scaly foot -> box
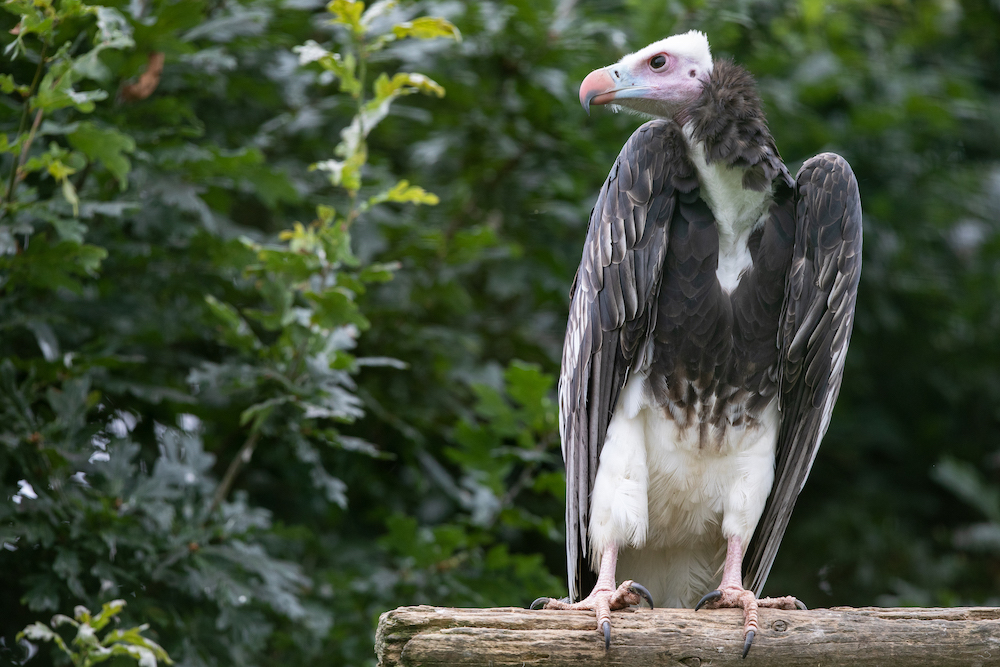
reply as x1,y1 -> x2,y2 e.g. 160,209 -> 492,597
531,580 -> 654,650
695,585 -> 806,658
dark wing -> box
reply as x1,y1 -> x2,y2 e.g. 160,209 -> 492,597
560,119 -> 695,601
744,152 -> 863,595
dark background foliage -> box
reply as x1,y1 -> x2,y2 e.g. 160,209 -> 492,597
1,0 -> 999,665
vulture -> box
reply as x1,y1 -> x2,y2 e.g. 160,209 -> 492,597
531,31 -> 862,657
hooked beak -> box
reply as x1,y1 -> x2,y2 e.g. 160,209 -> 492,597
579,66 -> 653,115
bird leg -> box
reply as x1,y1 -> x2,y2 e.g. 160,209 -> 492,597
695,536 -> 806,659
530,544 -> 653,650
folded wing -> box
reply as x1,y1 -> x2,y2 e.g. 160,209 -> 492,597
743,153 -> 863,594
560,120 -> 696,600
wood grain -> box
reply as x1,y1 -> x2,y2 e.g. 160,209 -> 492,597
376,605 -> 1000,666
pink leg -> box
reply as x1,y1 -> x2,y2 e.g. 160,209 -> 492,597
695,536 -> 806,658
530,544 -> 653,650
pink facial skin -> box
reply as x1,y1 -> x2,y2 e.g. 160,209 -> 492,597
579,35 -> 711,118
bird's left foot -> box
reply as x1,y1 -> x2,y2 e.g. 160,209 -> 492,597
695,586 -> 806,658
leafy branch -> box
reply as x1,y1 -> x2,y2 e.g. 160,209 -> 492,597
0,0 -> 135,218
204,0 -> 458,511
17,600 -> 172,667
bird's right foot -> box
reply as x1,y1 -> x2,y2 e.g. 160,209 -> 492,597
530,580 -> 653,650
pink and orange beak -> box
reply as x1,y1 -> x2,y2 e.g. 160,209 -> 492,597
579,68 -> 617,114
579,66 -> 653,115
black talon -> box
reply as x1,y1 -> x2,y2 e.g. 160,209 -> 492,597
741,629 -> 755,659
529,597 -> 550,610
602,620 -> 610,651
629,582 -> 654,609
795,599 -> 808,610
694,590 -> 722,611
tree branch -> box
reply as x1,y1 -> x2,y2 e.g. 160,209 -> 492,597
376,605 -> 1000,666
3,43 -> 46,212
207,429 -> 260,517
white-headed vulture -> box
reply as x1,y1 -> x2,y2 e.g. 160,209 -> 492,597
531,31 -> 862,658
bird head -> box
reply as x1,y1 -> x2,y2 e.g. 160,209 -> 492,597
579,31 -> 713,119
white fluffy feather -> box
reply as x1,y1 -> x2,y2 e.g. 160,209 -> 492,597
625,31 -> 714,75
682,126 -> 772,293
589,373 -> 779,607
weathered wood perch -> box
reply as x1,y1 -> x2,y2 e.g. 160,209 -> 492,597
376,605 -> 1000,666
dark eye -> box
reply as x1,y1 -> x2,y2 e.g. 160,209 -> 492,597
650,54 -> 667,70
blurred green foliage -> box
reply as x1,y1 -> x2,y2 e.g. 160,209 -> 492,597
18,599 -> 172,666
0,0 -> 999,664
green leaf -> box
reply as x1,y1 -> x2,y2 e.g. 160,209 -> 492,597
16,622 -> 71,657
19,602 -> 172,666
49,614 -> 78,628
391,16 -> 461,42
3,0 -> 58,44
61,178 -> 79,216
305,288 -> 369,330
245,167 -> 300,208
74,243 -> 106,275
204,295 -> 262,351
27,319 -> 59,362
360,0 -> 396,27
67,122 -> 136,188
325,53 -> 361,97
105,636 -> 173,666
17,622 -> 57,643
317,204 -> 335,225
50,215 -> 88,243
469,383 -> 518,437
74,13 -> 134,81
505,361 -> 552,408
240,395 -> 294,426
504,361 -> 555,431
243,276 -> 296,330
369,179 -> 439,208
294,41 -> 361,96
277,221 -> 316,252
0,74 -> 30,96
89,599 -> 126,632
33,61 -> 109,113
371,72 -> 445,102
1,238 -> 108,292
358,261 -> 399,284
319,223 -> 355,265
326,0 -> 364,33
254,246 -> 320,282
47,160 -> 76,182
311,143 -> 366,193
25,319 -> 60,362
23,142 -> 86,185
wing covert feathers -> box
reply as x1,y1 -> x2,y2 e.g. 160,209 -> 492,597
560,120 -> 693,601
743,152 -> 863,595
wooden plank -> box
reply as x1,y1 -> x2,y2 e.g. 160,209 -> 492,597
376,605 -> 1000,666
